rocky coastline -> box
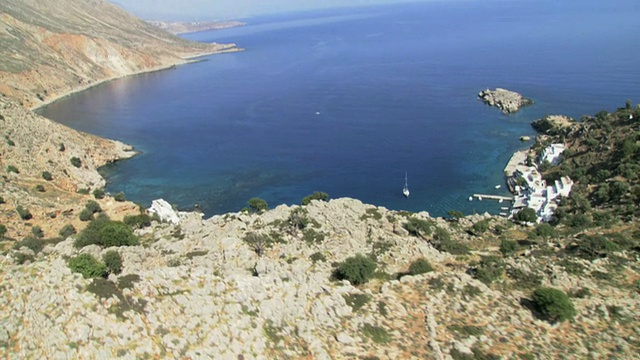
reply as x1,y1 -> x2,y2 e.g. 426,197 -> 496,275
478,88 -> 533,114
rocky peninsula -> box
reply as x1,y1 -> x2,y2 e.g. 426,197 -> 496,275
478,88 -> 533,114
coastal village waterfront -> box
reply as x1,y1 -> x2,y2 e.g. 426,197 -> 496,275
503,144 -> 574,223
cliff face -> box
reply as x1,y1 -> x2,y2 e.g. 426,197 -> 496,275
0,0 -> 237,108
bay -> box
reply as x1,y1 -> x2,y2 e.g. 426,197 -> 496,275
38,0 -> 640,217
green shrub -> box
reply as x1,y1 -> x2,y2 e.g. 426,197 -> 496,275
16,205 -> 32,220
288,207 -> 309,230
437,239 -> 470,255
77,188 -> 90,195
243,232 -> 270,257
310,252 -> 327,263
70,157 -> 82,168
361,323 -> 392,344
75,219 -> 139,248
534,223 -> 556,238
35,184 -> 45,192
103,250 -> 123,275
93,189 -> 105,199
500,238 -> 518,256
114,192 -> 126,202
408,258 -> 433,275
59,143 -> 65,151
79,208 -> 93,222
472,220 -> 490,234
433,227 -> 451,243
0,224 -> 7,238
68,254 -> 107,279
472,256 -> 504,284
571,235 -> 619,260
31,226 -> 44,238
41,171 -> 53,181
123,214 -> 152,229
85,200 -> 102,214
531,287 -> 577,323
247,197 -> 268,213
343,293 -> 371,311
6,139 -> 15,146
334,254 -> 377,285
14,237 -> 45,254
514,207 -> 537,223
403,217 -> 433,237
97,221 -> 138,248
6,165 -> 19,174
302,191 -> 329,205
59,224 -> 77,238
0,196 -> 4,204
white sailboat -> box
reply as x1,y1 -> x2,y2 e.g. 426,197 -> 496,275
403,172 -> 410,198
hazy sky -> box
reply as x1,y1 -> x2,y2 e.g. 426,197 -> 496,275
110,0 -> 427,21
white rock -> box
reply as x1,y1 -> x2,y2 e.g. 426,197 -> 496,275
149,199 -> 180,224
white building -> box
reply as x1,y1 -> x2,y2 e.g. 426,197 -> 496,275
540,143 -> 565,165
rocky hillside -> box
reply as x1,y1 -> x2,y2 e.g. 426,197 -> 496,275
0,0 -> 239,108
1,196 -> 638,359
148,20 -> 245,35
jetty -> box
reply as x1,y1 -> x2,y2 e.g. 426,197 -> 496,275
472,194 -> 514,202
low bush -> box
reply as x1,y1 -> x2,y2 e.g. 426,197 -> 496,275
31,226 -> 44,238
0,196 -> 4,204
14,237 -> 45,254
59,224 -> 77,238
42,171 -> 53,181
310,252 -> 327,263
499,238 -> 518,256
75,219 -> 139,248
436,238 -> 470,255
408,258 -> 434,275
103,250 -> 123,275
123,214 -> 152,229
247,197 -> 268,212
85,200 -> 102,214
68,254 -> 107,279
16,205 -> 32,220
569,235 -> 619,260
514,207 -> 537,223
404,217 -> 433,237
114,192 -> 126,202
6,165 -> 19,174
93,189 -> 105,199
334,254 -> 377,285
531,287 -> 577,323
361,323 -> 392,344
301,191 -> 329,205
288,207 -> 309,231
472,220 -> 490,234
35,184 -> 45,192
471,256 -> 504,285
70,157 -> 82,168
0,224 -> 7,238
343,293 -> 371,311
79,208 -> 93,222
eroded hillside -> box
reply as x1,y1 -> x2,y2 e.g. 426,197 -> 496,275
0,0 -> 238,108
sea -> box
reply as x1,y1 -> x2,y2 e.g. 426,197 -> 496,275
37,0 -> 640,218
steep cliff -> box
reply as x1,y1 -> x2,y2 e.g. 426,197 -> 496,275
0,0 -> 238,108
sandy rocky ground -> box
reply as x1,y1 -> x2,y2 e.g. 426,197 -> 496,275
1,195 -> 639,359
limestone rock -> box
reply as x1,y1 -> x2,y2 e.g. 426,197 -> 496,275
149,199 -> 180,224
478,88 -> 533,114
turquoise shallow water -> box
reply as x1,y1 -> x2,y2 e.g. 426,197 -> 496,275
38,0 -> 640,217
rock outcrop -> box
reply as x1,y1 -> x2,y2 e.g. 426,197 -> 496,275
478,88 -> 533,114
1,198 -> 638,359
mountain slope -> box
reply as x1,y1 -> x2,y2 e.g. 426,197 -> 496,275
0,0 -> 237,108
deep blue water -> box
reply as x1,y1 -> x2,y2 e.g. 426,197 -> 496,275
38,0 -> 640,217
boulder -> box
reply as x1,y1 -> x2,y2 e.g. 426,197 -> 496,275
149,199 -> 180,224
